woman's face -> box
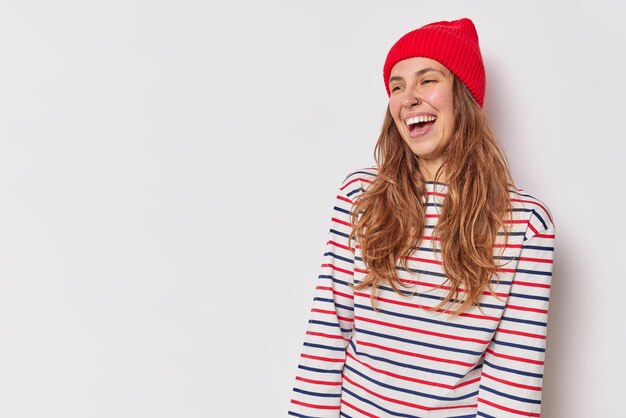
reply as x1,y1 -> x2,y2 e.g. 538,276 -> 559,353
388,57 -> 455,176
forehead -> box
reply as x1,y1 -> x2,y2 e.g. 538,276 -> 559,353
389,57 -> 450,78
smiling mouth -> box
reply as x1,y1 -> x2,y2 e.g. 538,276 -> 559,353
406,115 -> 437,134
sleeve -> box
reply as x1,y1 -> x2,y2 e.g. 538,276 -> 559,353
476,226 -> 556,417
288,174 -> 357,417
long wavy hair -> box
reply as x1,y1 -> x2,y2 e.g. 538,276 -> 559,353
348,74 -> 515,315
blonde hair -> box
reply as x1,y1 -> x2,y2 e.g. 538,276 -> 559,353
349,75 -> 514,315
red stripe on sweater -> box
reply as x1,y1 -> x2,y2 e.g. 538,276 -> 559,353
401,255 -> 442,265
506,219 -> 531,224
341,399 -> 378,417
295,376 -> 342,386
496,327 -> 546,340
512,280 -> 551,289
327,240 -> 354,252
505,304 -> 548,314
494,243 -> 523,249
518,256 -> 553,264
306,330 -> 347,341
331,217 -> 352,228
486,348 -> 544,366
480,371 -> 542,391
336,195 -> 354,205
315,286 -> 353,300
291,399 -> 340,409
321,263 -> 353,276
300,353 -> 344,363
340,177 -> 371,190
311,308 -> 354,322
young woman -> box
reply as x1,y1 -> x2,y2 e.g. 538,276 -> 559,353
289,18 -> 555,418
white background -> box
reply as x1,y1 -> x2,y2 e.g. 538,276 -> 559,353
0,1 -> 624,417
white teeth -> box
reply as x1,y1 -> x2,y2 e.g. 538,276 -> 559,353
405,115 -> 437,126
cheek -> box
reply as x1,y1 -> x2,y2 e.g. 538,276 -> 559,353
424,89 -> 454,126
388,99 -> 405,130
388,98 -> 402,117
389,99 -> 403,132
423,89 -> 451,108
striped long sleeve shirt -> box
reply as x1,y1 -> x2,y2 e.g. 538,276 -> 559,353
289,166 -> 556,418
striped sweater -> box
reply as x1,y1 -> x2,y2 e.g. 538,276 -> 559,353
288,166 -> 556,418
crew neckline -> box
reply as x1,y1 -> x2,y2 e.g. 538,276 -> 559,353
425,180 -> 448,187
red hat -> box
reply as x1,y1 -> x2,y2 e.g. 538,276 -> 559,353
383,18 -> 486,107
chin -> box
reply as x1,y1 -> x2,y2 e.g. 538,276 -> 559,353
407,142 -> 437,157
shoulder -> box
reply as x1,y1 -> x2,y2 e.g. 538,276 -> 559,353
337,165 -> 379,198
507,184 -> 556,239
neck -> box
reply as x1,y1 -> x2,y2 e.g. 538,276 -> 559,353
419,164 -> 446,183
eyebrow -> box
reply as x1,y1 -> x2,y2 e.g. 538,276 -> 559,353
388,67 -> 445,85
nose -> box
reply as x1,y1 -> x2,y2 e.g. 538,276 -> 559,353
402,88 -> 421,108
